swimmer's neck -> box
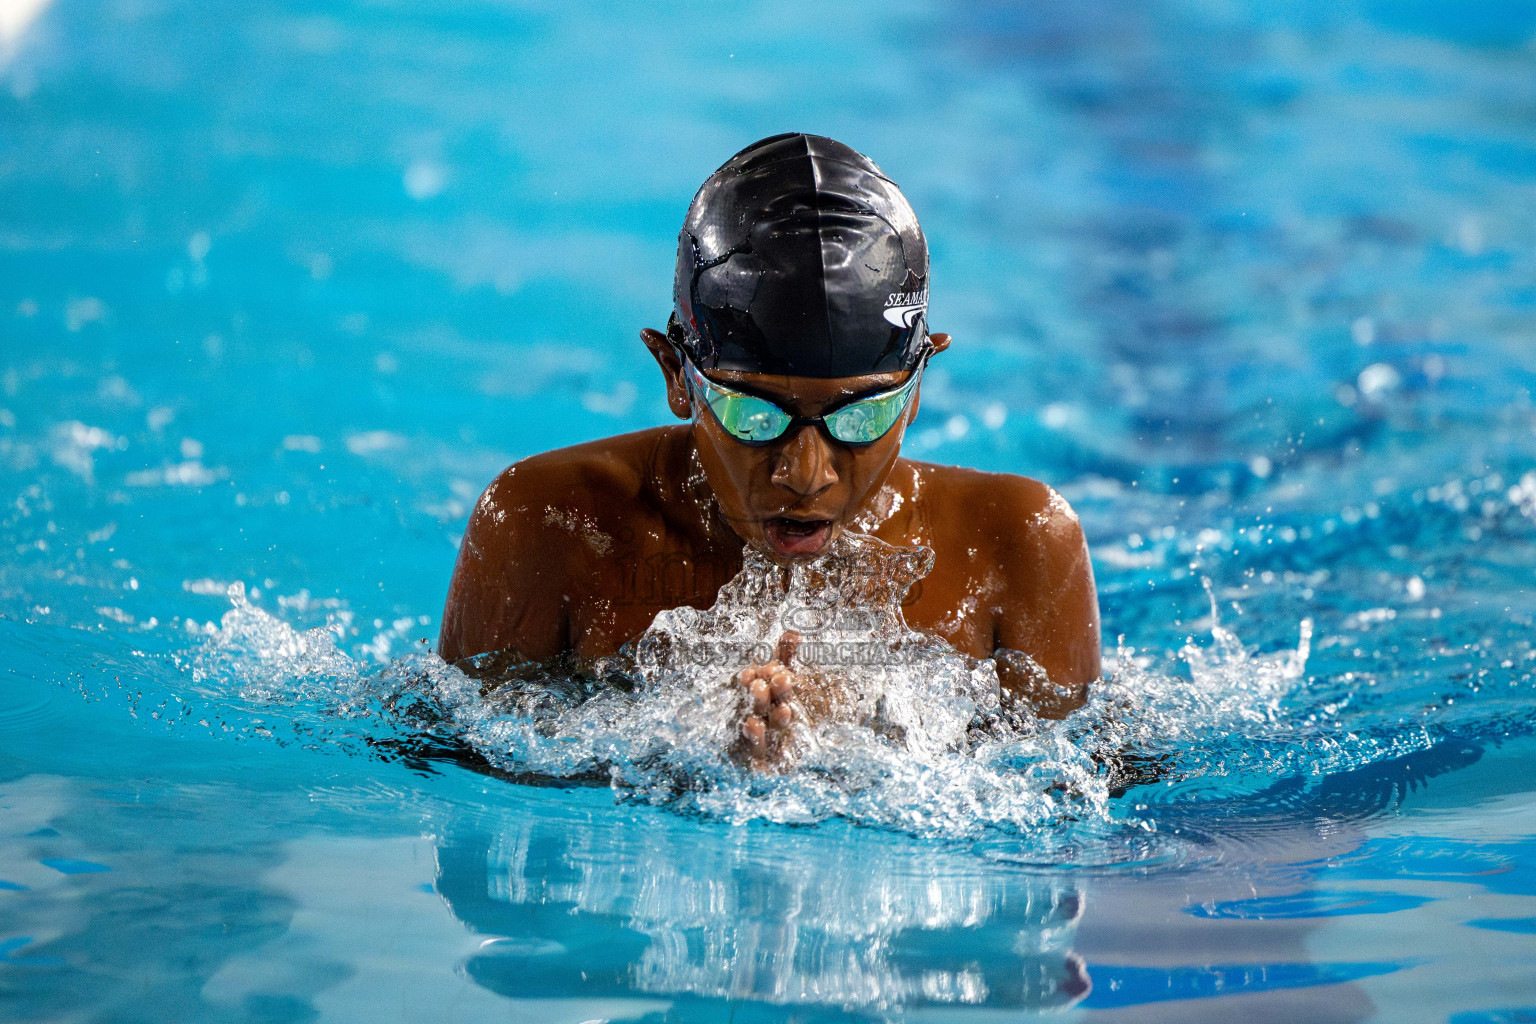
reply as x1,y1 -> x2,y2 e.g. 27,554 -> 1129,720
644,426 -> 742,552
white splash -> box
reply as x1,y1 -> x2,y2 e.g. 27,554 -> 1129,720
169,544 -> 1339,841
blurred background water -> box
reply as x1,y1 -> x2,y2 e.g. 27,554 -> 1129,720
3,0 -> 1536,1020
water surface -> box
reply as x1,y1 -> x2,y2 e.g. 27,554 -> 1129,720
3,0 -> 1536,1019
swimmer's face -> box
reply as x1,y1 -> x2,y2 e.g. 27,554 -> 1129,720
642,328 -> 950,562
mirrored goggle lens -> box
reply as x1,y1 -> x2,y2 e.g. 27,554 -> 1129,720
705,389 -> 791,442
822,385 -> 914,444
687,359 -> 921,446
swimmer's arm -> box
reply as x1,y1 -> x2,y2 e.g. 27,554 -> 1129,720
438,467 -> 570,668
991,484 -> 1101,717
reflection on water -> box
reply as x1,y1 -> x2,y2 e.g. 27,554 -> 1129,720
434,820 -> 1090,1016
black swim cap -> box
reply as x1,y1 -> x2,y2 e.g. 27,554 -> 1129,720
672,133 -> 929,378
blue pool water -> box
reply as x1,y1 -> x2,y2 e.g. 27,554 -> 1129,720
4,0 -> 1536,1019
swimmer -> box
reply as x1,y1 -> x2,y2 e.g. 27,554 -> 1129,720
439,133 -> 1100,765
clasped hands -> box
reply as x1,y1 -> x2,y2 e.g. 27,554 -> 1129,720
734,630 -> 804,768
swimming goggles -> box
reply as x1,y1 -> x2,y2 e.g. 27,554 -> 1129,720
682,356 -> 926,446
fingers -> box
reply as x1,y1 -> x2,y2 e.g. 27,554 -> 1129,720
739,702 -> 792,763
741,665 -> 793,702
749,678 -> 771,716
741,714 -> 767,756
776,630 -> 801,667
736,653 -> 799,767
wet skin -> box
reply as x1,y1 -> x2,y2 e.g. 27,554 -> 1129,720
439,328 -> 1102,760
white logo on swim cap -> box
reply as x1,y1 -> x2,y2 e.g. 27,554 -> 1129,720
883,289 -> 927,328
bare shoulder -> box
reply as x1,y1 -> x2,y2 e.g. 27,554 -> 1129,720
439,427 -> 676,662
900,459 -> 1084,557
479,427 -> 671,525
899,458 -> 1099,689
465,427 -> 685,562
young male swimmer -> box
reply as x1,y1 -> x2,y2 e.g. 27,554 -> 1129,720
439,133 -> 1100,764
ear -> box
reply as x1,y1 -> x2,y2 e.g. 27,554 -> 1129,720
905,332 -> 949,424
641,327 -> 691,419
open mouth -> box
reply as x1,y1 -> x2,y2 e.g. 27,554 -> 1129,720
762,516 -> 834,558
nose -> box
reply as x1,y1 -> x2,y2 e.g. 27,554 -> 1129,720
770,424 -> 839,499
